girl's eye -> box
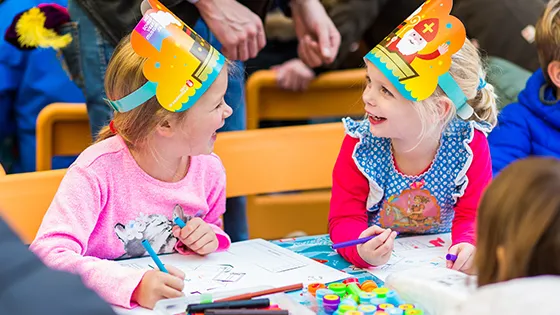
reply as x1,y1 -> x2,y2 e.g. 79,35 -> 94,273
365,76 -> 371,84
381,86 -> 393,97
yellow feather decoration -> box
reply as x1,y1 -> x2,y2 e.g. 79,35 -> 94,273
15,7 -> 72,49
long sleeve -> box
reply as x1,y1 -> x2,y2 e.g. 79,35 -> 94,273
29,166 -> 146,309
175,157 -> 231,254
0,216 -> 117,315
452,130 -> 492,246
329,135 -> 372,268
204,162 -> 231,250
487,104 -> 531,176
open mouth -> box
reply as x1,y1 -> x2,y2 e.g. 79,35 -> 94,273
368,114 -> 387,125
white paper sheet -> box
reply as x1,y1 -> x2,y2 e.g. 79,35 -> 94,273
113,239 -> 349,315
367,233 -> 452,281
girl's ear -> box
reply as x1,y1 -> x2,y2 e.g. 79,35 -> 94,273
547,61 -> 560,90
155,119 -> 175,138
437,98 -> 452,120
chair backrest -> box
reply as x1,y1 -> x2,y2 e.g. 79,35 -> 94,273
0,123 -> 345,242
36,103 -> 92,171
0,163 -> 5,176
214,122 -> 344,197
246,69 -> 366,129
0,169 -> 67,243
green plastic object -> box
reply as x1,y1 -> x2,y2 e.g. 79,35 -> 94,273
200,293 -> 213,304
346,283 -> 363,297
328,283 -> 348,297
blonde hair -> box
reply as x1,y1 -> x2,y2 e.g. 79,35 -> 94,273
414,39 -> 498,140
476,157 -> 560,287
536,0 -> 560,85
96,35 -> 187,147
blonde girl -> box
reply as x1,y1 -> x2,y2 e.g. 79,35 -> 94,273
30,5 -> 232,310
329,0 -> 497,273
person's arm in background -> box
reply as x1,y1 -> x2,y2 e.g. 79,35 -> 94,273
193,0 -> 267,61
318,0 -> 390,72
276,0 -> 341,68
272,0 -> 387,91
0,216 -> 117,315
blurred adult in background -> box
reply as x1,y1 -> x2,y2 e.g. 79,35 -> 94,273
247,0 -> 543,110
0,0 -> 84,174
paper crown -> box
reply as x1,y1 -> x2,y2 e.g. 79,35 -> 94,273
106,0 -> 225,113
365,0 -> 472,119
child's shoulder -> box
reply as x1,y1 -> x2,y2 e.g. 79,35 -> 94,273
191,153 -> 226,184
446,118 -> 493,139
70,136 -> 127,170
193,153 -> 225,172
442,120 -> 490,159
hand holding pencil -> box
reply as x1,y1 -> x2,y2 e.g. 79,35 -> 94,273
133,240 -> 186,309
172,217 -> 219,255
355,225 -> 398,266
132,265 -> 185,309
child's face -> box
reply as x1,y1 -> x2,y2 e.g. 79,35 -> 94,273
176,67 -> 232,155
362,61 -> 423,140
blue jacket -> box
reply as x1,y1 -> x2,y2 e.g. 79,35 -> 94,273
0,0 -> 84,173
488,69 -> 560,175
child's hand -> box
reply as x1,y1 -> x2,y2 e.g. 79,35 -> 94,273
172,218 -> 219,255
132,265 -> 185,309
447,242 -> 476,273
356,225 -> 398,266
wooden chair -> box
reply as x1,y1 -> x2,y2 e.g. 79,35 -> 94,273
36,103 -> 91,171
214,122 -> 344,239
0,123 -> 345,242
0,169 -> 66,243
245,69 -> 366,129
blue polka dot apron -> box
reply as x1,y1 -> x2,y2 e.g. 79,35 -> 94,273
343,117 -> 490,234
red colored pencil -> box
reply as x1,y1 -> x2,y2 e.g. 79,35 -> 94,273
214,283 -> 303,302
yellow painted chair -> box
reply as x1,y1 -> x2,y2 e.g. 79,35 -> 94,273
0,123 -> 344,243
0,169 -> 66,243
214,122 -> 344,239
36,103 -> 91,171
245,69 -> 366,129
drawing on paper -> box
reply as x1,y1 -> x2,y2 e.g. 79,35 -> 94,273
182,264 -> 247,294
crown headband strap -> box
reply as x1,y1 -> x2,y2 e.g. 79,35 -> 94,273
438,72 -> 472,119
106,81 -> 158,113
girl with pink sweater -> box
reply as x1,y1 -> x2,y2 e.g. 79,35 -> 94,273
30,4 -> 232,309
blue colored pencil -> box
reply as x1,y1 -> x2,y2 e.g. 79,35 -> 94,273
141,239 -> 169,273
174,217 -> 186,228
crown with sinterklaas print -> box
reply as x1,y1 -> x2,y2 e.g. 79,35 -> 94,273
365,0 -> 473,119
105,0 -> 224,113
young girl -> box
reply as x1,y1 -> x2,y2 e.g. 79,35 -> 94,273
329,0 -> 497,273
448,157 -> 560,314
30,3 -> 232,310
